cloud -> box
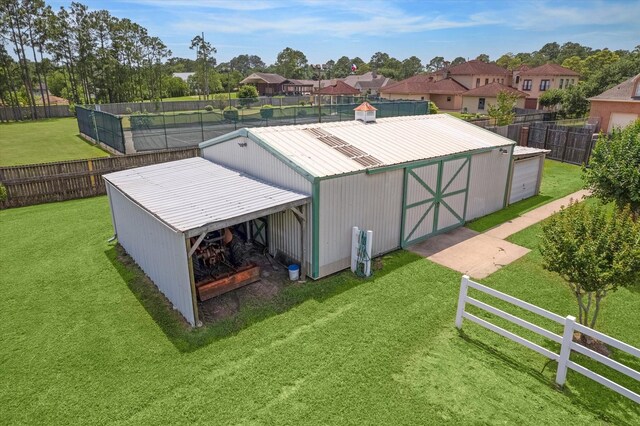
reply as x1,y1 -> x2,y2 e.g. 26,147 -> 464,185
125,0 -> 281,11
508,0 -> 640,30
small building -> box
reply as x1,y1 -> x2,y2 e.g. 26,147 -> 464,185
105,108 -> 518,326
379,76 -> 467,110
342,71 -> 394,94
461,83 -> 528,114
314,80 -> 361,104
282,79 -> 317,95
508,146 -> 549,204
588,74 -> 640,133
517,63 -> 580,109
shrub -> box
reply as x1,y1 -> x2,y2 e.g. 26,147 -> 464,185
223,106 -> 239,121
299,101 -> 306,106
429,101 -> 439,114
125,107 -> 133,115
0,183 -> 7,202
260,104 -> 274,119
204,105 -> 214,112
237,85 -> 258,108
129,111 -> 153,130
68,103 -> 76,116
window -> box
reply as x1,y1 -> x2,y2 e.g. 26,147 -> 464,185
559,78 -> 564,89
515,76 -> 520,84
485,78 -> 489,85
447,96 -> 452,102
492,78 -> 495,82
540,80 -> 551,91
635,83 -> 640,97
478,98 -> 486,110
420,96 -> 425,100
522,79 -> 532,91
476,78 -> 480,88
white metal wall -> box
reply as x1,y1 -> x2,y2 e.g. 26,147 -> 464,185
201,136 -> 312,194
106,184 -> 195,325
465,148 -> 512,221
509,157 -> 540,204
318,170 -> 403,277
268,207 -> 312,274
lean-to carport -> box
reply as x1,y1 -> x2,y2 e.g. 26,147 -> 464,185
103,157 -> 311,326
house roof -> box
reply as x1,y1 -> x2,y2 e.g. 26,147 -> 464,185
588,74 -> 640,102
520,63 -> 580,77
202,114 -> 514,178
463,82 -> 529,98
513,146 -> 550,159
315,80 -> 361,95
440,60 -> 511,76
284,79 -> 316,86
381,76 -> 468,95
240,72 -> 287,85
103,157 -> 310,236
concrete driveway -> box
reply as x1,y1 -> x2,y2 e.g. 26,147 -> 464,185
408,190 -> 590,279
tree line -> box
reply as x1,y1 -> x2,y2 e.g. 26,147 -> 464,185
1,0 -> 639,119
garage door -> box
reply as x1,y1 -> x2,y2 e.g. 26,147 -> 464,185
608,112 -> 638,133
401,156 -> 470,247
510,158 -> 539,204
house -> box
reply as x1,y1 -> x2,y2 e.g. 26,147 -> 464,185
282,79 -> 317,95
379,75 -> 468,110
588,74 -> 640,133
172,72 -> 195,82
239,72 -> 288,95
461,82 -> 528,114
435,60 -> 513,89
104,108 -> 517,326
342,71 -> 394,95
516,64 -> 580,109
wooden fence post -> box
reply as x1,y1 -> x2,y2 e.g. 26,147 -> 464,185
455,275 -> 470,329
560,127 -> 570,163
556,315 -> 576,387
87,159 -> 96,188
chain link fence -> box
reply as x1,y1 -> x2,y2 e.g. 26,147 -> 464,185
123,101 -> 429,152
76,105 -> 125,153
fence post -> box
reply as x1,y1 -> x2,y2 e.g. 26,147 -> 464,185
200,112 -> 204,142
543,126 -> 551,150
560,128 -> 570,163
162,114 -> 168,150
556,315 -> 576,387
455,275 -> 470,329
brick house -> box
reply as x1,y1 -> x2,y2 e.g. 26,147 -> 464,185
461,82 -> 528,114
516,64 -> 580,109
588,74 -> 640,133
239,73 -> 288,96
379,75 -> 468,110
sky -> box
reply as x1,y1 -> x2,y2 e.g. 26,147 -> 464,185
47,0 -> 640,65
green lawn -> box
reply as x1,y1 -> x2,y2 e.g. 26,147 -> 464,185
467,160 -> 584,232
1,196 -> 638,424
0,118 -> 109,166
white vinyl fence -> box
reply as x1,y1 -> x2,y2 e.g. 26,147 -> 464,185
455,275 -> 640,404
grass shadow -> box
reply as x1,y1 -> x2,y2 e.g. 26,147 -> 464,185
457,329 -> 640,424
105,244 -> 420,353
467,194 -> 553,233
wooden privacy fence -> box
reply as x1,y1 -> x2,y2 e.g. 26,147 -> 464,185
0,105 -> 74,121
456,276 -> 640,403
0,148 -> 200,209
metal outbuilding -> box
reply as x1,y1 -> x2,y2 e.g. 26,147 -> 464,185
508,146 -> 550,204
199,113 -> 516,280
104,158 -> 310,325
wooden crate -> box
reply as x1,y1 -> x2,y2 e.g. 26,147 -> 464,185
196,264 -> 261,301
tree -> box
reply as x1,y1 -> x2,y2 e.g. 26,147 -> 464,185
426,56 -> 446,72
401,56 -> 422,79
333,56 -> 351,77
561,55 -> 585,75
496,53 -> 522,71
237,84 -> 258,107
540,201 -> 640,330
274,47 -> 307,78
583,120 -> 640,219
475,53 -> 490,63
164,76 -> 189,97
369,51 -> 389,70
538,42 -> 561,62
487,91 -> 518,125
450,56 -> 466,66
560,84 -> 588,118
190,34 -> 216,99
538,88 -> 563,110
581,49 -> 620,79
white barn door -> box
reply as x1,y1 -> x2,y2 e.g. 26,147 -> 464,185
402,156 -> 470,247
510,158 -> 539,204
